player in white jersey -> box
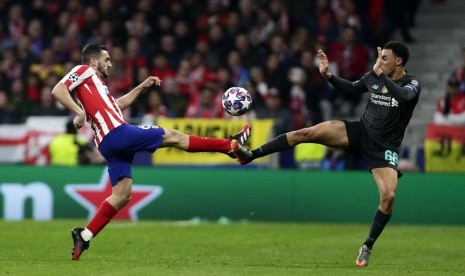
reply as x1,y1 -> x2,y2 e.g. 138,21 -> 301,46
52,43 -> 251,261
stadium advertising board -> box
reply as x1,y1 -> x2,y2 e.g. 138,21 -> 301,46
424,123 -> 465,172
153,118 -> 274,165
1,166 -> 465,225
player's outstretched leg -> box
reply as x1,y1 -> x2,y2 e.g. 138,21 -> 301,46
356,244 -> 371,267
227,124 -> 251,158
231,139 -> 253,165
71,227 -> 90,261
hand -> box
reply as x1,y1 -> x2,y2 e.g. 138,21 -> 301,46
140,76 -> 162,89
373,47 -> 383,76
317,49 -> 331,79
73,112 -> 86,129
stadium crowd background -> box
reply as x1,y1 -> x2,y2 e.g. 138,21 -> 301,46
0,0 -> 451,169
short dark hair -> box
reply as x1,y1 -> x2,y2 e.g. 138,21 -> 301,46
81,43 -> 108,64
383,40 -> 409,66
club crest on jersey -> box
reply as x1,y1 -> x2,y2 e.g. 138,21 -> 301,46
381,86 -> 388,94
69,73 -> 78,83
371,84 -> 379,90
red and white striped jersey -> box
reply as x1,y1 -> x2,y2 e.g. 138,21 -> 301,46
60,65 -> 126,146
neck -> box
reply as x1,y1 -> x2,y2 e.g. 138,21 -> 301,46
390,69 -> 406,81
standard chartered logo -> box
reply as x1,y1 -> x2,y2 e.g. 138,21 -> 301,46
370,93 -> 399,108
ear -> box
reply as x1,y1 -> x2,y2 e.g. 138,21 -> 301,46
89,57 -> 97,66
396,57 -> 403,66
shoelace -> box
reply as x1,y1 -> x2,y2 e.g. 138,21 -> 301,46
358,247 -> 371,261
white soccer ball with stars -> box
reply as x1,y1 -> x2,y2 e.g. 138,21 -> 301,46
221,87 -> 252,116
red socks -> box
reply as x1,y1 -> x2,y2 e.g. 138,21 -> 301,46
187,135 -> 230,154
86,200 -> 117,237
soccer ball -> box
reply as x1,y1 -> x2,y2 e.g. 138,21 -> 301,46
221,87 -> 252,116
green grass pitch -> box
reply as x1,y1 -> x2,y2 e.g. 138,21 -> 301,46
1,220 -> 465,275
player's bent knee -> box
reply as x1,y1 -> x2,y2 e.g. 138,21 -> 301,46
380,190 -> 396,205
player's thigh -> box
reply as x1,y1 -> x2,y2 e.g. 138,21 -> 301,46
288,120 -> 348,148
371,167 -> 398,195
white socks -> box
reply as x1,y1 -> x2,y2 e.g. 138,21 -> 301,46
80,228 -> 93,242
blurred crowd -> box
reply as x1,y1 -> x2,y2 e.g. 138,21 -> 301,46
0,0 -> 426,130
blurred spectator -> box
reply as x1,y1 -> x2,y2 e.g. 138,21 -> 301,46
151,53 -> 176,81
300,50 -> 333,123
255,9 -> 276,43
205,24 -> 230,70
16,36 -> 36,75
125,37 -> 148,88
173,20 -> 194,54
269,0 -> 290,35
175,58 -> 195,94
237,0 -> 257,31
0,48 -> 23,81
88,20 -> 118,49
262,53 -> 290,105
49,120 -> 104,166
0,90 -> 20,124
27,18 -> 47,58
140,90 -> 172,125
268,33 -> 296,72
29,48 -> 64,82
125,11 -> 151,40
449,47 -> 465,94
307,0 -> 338,43
159,34 -> 180,70
287,67 -> 307,129
227,50 -> 249,87
256,87 -> 293,135
130,66 -> 152,119
224,11 -> 243,44
7,4 -> 27,43
107,46 -> 131,97
10,78 -> 33,122
189,51 -> 210,89
329,25 -> 368,117
234,33 -> 261,69
29,86 -> 65,116
81,5 -> 100,38
434,75 -> 465,126
288,27 -> 313,61
384,0 -> 415,42
407,0 -> 423,28
162,76 -> 188,118
197,0 -> 229,33
247,65 -> 267,108
25,72 -> 41,103
185,86 -> 224,118
217,66 -> 235,92
50,36 -> 70,64
256,87 -> 294,168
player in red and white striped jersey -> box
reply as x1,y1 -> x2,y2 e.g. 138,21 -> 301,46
61,64 -> 125,146
52,43 -> 252,261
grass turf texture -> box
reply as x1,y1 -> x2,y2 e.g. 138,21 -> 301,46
1,220 -> 465,275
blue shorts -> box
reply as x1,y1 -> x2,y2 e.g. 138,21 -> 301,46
98,124 -> 165,185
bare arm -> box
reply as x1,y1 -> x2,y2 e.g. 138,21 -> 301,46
51,82 -> 86,128
117,76 -> 161,111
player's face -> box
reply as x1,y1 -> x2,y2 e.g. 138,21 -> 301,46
380,49 -> 402,78
96,50 -> 112,78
